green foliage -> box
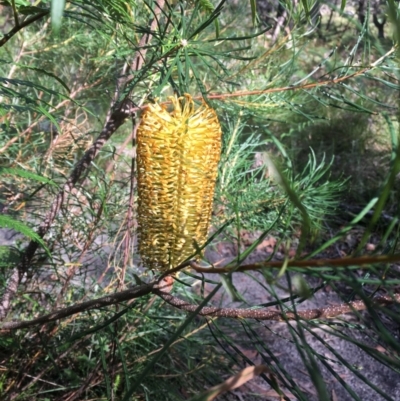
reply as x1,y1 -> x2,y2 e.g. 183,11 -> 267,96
0,167 -> 56,185
0,214 -> 49,254
1,0 -> 400,400
0,245 -> 21,268
216,113 -> 345,237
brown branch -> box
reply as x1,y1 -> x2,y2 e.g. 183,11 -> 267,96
126,0 -> 165,83
120,118 -> 138,288
156,290 -> 400,321
93,45 -> 397,129
0,102 -> 127,314
0,281 -> 156,332
190,253 -> 400,274
0,1 -> 166,321
0,277 -> 176,333
123,43 -> 395,118
15,336 -> 82,396
2,271 -> 399,333
0,10 -> 49,48
0,77 -> 105,155
19,98 -> 134,270
205,47 -> 395,102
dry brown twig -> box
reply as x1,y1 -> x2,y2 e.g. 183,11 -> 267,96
206,46 -> 396,103
0,0 -> 166,321
0,280 -> 156,331
1,1 -> 398,331
0,10 -> 49,48
1,264 -> 399,333
156,290 -> 400,322
190,253 -> 400,273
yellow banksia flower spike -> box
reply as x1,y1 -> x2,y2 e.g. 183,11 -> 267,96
137,94 -> 222,272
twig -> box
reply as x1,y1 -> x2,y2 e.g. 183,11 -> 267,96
190,253 -> 400,274
0,0 -> 165,321
122,44 -> 396,118
205,47 -> 395,101
0,11 -> 49,48
0,281 -> 156,332
155,290 -> 400,321
271,10 -> 288,42
13,336 -> 83,398
21,99 -> 134,267
11,0 -> 20,28
2,273 -> 399,333
55,187 -> 107,306
120,117 -> 138,288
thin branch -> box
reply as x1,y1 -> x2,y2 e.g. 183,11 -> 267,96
0,76 -> 104,155
104,119 -> 138,174
2,272 -> 399,333
19,98 -> 134,269
11,0 -> 20,28
0,11 -> 49,47
120,117 -> 138,288
15,336 -> 83,396
205,47 -> 395,102
0,281 -> 156,332
125,0 -> 165,84
190,253 -> 400,274
156,290 -> 400,321
0,1 -> 166,321
271,10 -> 288,42
122,44 -> 396,118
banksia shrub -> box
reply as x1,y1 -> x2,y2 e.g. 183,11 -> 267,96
137,94 -> 222,272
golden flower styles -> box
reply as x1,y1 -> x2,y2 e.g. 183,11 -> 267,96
137,94 -> 221,271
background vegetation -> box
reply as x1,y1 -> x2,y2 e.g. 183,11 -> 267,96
0,0 -> 400,400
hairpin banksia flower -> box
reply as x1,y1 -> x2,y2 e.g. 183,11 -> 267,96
137,94 -> 222,272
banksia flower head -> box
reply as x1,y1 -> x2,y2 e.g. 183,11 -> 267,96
137,94 -> 221,272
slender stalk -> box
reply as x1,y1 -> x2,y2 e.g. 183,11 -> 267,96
156,290 -> 400,321
2,278 -> 399,332
0,0 -> 166,321
0,11 -> 49,47
190,253 -> 400,273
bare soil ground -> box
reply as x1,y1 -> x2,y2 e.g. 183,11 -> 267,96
1,224 -> 400,401
193,228 -> 400,401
